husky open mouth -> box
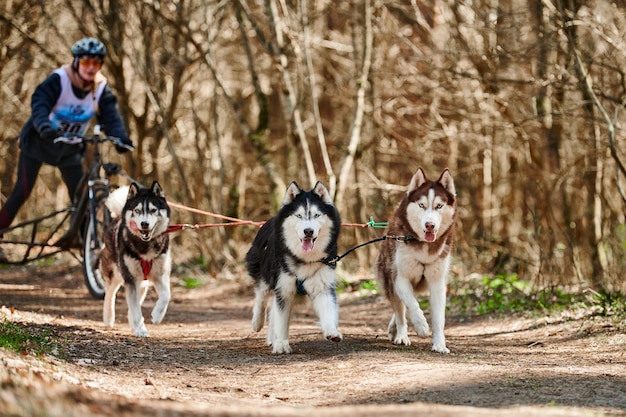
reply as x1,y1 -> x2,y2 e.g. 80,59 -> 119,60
301,237 -> 317,252
129,220 -> 154,241
424,230 -> 436,242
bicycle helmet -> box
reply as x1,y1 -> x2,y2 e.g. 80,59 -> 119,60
71,38 -> 107,58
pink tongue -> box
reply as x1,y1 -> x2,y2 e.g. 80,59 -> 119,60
302,238 -> 314,252
129,221 -> 140,231
425,232 -> 436,242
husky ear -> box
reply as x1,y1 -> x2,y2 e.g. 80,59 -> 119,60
313,181 -> 333,205
127,182 -> 140,200
438,169 -> 456,196
151,181 -> 165,198
407,168 -> 427,194
282,181 -> 302,206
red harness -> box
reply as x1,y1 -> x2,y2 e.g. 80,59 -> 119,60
140,258 -> 153,280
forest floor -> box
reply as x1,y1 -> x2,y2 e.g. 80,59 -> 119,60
0,261 -> 625,417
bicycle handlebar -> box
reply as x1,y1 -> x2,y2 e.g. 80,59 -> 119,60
53,128 -> 135,151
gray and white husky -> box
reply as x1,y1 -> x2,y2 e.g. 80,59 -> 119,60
376,168 -> 457,353
246,181 -> 342,354
100,181 -> 172,337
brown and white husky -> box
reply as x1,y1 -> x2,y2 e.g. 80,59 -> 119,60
376,168 -> 457,353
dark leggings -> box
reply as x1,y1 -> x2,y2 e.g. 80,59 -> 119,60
0,152 -> 83,232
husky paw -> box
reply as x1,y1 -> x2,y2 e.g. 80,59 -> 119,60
151,312 -> 165,324
431,343 -> 450,354
431,334 -> 449,353
103,319 -> 114,328
392,335 -> 411,346
133,328 -> 150,337
271,340 -> 292,354
324,330 -> 343,343
412,316 -> 430,337
252,315 -> 264,332
387,322 -> 398,342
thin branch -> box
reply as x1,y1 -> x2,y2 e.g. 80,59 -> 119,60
300,0 -> 336,194
569,30 -> 626,205
268,0 -> 316,187
336,0 -> 373,209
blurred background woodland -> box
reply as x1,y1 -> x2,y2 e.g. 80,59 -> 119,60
1,0 -> 626,292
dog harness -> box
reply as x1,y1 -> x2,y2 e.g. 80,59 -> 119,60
113,220 -> 153,281
296,279 -> 307,296
141,259 -> 153,280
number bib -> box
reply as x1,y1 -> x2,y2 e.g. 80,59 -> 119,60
49,68 -> 106,135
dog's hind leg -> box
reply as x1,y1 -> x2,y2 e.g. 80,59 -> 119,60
103,274 -> 123,327
252,282 -> 270,332
387,292 -> 411,345
125,282 -> 149,337
151,274 -> 171,324
267,289 -> 293,354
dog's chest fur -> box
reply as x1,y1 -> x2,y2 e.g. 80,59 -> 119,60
101,219 -> 170,284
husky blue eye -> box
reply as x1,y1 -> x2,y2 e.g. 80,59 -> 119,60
295,214 -> 303,219
418,203 -> 425,209
436,204 -> 444,210
313,213 -> 321,218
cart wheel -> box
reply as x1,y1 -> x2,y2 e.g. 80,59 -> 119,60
82,189 -> 110,299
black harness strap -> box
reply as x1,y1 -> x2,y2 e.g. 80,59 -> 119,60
322,234 -> 415,267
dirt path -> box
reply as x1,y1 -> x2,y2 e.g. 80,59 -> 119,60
0,262 -> 625,417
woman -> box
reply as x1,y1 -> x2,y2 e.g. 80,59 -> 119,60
0,37 -> 132,257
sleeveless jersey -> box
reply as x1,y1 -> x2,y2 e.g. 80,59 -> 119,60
48,68 -> 107,135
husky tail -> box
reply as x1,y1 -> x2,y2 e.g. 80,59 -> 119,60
105,185 -> 130,218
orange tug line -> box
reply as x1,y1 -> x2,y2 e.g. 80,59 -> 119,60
165,201 -> 371,233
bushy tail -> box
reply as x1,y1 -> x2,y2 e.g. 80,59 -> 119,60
105,185 -> 129,218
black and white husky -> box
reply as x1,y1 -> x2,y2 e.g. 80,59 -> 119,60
246,181 -> 342,354
100,181 -> 172,337
376,168 -> 457,353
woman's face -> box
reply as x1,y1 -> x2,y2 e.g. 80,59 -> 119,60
77,55 -> 102,83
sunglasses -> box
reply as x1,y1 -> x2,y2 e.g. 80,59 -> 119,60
78,56 -> 103,68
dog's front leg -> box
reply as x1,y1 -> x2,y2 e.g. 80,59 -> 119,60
268,290 -> 292,354
428,276 -> 449,354
151,274 -> 171,324
394,276 -> 430,338
308,281 -> 342,343
125,282 -> 149,337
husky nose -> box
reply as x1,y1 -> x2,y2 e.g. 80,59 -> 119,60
425,222 -> 435,232
141,221 -> 150,229
304,228 -> 314,238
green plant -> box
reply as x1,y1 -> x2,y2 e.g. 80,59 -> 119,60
587,290 -> 625,317
180,276 -> 203,289
0,319 -> 58,357
474,274 -> 531,315
358,279 -> 378,292
336,278 -> 351,294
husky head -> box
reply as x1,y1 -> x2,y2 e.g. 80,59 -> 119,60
123,181 -> 170,241
404,168 -> 456,243
280,181 -> 341,260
